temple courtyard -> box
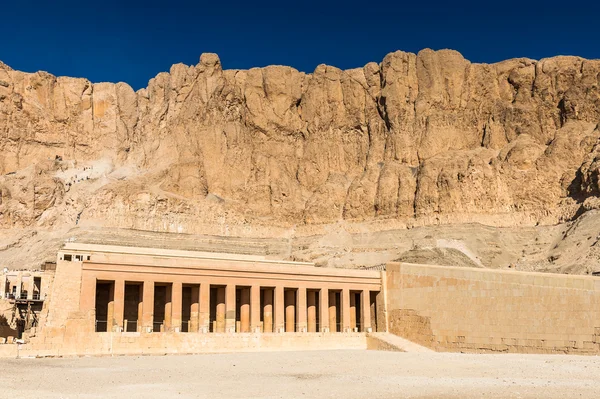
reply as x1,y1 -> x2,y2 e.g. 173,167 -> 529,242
2,350 -> 599,398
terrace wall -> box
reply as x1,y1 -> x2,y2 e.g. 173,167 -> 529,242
386,263 -> 600,354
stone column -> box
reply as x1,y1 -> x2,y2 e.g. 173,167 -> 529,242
216,287 -> 226,333
160,285 -> 172,332
350,292 -> 357,331
263,288 -> 273,333
307,290 -> 317,333
274,286 -> 285,333
142,281 -> 155,333
285,290 -> 296,332
250,285 -> 261,333
376,289 -> 386,333
15,272 -> 22,299
370,293 -> 377,332
225,284 -> 236,333
328,291 -> 337,332
361,289 -> 372,332
0,273 -> 6,298
113,279 -> 125,332
190,285 -> 200,333
319,288 -> 329,332
199,284 -> 210,333
297,287 -> 307,332
27,275 -> 35,300
106,282 -> 115,332
240,287 -> 251,333
342,288 -> 351,332
171,282 -> 182,332
137,285 -> 144,332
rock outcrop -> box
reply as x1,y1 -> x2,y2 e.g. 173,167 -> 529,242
1,49 -> 600,272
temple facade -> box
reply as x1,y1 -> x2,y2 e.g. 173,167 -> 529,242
4,242 -> 597,358
39,243 -> 384,343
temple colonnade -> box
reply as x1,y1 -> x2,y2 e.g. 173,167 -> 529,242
67,243 -> 383,335
88,280 -> 378,334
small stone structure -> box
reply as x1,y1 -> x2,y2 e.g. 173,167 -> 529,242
1,270 -> 49,302
0,269 -> 50,340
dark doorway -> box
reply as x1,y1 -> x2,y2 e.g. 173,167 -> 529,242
124,283 -> 142,332
260,288 -> 274,333
334,292 -> 341,332
209,286 -> 226,332
94,281 -> 113,332
153,284 -> 172,333
284,288 -> 297,332
181,285 -> 199,332
182,286 -> 191,332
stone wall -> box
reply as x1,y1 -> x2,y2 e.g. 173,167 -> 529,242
386,262 -> 600,354
35,259 -> 88,339
0,332 -> 367,358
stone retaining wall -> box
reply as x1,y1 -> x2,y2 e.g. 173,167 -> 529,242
0,332 -> 367,358
386,262 -> 600,354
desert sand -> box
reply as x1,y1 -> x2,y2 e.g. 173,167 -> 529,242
2,350 -> 599,398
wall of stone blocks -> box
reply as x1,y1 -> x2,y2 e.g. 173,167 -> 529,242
37,260 -> 85,333
2,332 -> 367,358
386,262 -> 600,354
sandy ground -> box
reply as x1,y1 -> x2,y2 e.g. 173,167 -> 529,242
1,350 -> 599,399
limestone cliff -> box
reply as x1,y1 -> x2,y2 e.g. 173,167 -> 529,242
1,49 -> 600,273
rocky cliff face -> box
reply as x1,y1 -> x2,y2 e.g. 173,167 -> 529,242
1,50 -> 600,271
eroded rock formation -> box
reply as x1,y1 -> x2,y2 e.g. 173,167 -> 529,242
1,49 -> 600,272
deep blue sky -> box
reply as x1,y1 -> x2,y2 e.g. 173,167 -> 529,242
3,0 -> 599,90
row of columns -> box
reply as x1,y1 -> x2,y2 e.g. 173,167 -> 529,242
0,273 -> 38,300
102,279 -> 373,334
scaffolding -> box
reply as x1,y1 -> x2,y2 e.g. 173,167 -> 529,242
9,297 -> 43,339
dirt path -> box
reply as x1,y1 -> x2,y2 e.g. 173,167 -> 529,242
1,350 -> 599,398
